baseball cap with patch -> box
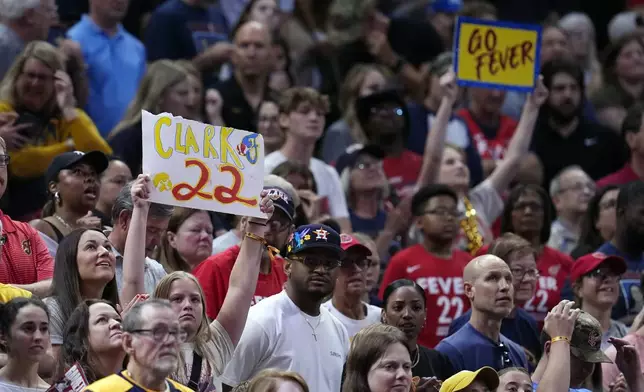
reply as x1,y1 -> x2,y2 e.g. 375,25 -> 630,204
285,224 -> 344,258
46,151 -> 109,184
571,252 -> 627,283
263,186 -> 296,221
569,311 -> 612,363
339,233 -> 372,255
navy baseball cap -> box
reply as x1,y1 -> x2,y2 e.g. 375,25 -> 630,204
335,144 -> 385,175
264,186 -> 296,221
46,151 -> 109,184
285,224 -> 344,258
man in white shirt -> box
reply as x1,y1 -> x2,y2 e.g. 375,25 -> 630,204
263,87 -> 351,232
221,223 -> 350,391
323,233 -> 381,337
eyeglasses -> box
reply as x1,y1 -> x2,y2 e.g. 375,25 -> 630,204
585,268 -> 620,281
560,182 -> 596,194
341,256 -> 369,270
128,325 -> 182,343
510,267 -> 539,280
370,107 -> 404,116
499,342 -> 513,369
424,209 -> 460,219
354,161 -> 382,171
0,155 -> 10,167
289,255 -> 341,271
267,214 -> 291,232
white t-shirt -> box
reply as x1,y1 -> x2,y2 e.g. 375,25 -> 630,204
221,291 -> 350,391
264,151 -> 349,219
322,300 -> 381,338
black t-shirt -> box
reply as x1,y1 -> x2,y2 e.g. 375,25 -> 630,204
109,121 -> 143,176
530,119 -> 628,188
213,75 -> 275,133
334,17 -> 444,82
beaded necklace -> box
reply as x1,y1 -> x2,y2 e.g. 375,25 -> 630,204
460,196 -> 483,255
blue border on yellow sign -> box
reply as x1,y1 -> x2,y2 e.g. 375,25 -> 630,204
452,16 -> 543,92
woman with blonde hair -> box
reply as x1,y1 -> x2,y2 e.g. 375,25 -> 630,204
0,41 -> 111,220
321,64 -> 391,163
246,369 -> 309,392
108,60 -> 196,175
120,174 -> 277,391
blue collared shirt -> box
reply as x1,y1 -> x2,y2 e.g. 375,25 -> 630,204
67,15 -> 146,136
436,323 -> 528,372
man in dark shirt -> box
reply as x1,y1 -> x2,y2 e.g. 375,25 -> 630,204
531,59 -> 627,187
214,21 -> 274,132
144,0 -> 231,74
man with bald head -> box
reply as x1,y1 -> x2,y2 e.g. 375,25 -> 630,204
216,20 -> 274,131
436,255 -> 529,372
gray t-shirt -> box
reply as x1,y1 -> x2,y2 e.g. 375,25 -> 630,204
43,297 -> 65,345
211,231 -> 241,256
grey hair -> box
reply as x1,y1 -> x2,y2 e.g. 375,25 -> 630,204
263,174 -> 301,208
559,12 -> 595,37
549,165 -> 585,197
111,180 -> 174,223
121,299 -> 173,332
0,0 -> 42,21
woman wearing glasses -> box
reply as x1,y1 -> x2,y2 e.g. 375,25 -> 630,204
449,233 -> 542,370
570,253 -> 628,349
494,184 -> 574,328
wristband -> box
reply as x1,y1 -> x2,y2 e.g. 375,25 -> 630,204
551,336 -> 570,344
244,232 -> 280,261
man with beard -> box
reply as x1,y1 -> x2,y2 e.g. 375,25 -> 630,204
596,181 -> 644,324
531,59 -> 627,187
194,175 -> 298,319
356,89 -> 421,198
220,224 -> 349,392
85,299 -> 192,391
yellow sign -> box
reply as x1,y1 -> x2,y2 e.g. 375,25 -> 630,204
454,17 -> 542,91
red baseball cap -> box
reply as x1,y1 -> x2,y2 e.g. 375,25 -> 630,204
571,252 -> 627,282
339,234 -> 372,255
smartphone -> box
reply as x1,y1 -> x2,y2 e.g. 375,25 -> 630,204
14,111 -> 44,138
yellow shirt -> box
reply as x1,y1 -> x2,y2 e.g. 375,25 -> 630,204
84,371 -> 194,392
0,283 -> 32,302
0,101 -> 112,178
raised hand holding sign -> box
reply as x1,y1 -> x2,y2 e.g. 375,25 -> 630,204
142,111 -> 267,218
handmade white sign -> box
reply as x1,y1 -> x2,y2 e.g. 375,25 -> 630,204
141,110 -> 266,218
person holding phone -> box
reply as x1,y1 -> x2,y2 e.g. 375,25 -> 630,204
0,41 -> 111,220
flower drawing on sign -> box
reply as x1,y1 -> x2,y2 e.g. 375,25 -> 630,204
153,172 -> 173,192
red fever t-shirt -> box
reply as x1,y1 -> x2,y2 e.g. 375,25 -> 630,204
383,150 -> 422,198
379,244 -> 472,348
193,245 -> 287,320
478,245 -> 573,328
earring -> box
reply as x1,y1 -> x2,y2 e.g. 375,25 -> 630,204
54,192 -> 61,205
